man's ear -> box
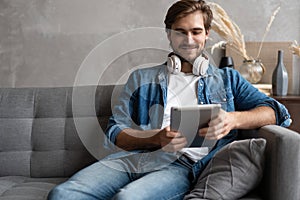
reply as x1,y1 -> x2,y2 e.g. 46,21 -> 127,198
205,29 -> 210,39
166,29 -> 171,41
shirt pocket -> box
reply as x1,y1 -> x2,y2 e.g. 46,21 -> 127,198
208,89 -> 234,111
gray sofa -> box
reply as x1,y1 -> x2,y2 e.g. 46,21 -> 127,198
0,85 -> 299,200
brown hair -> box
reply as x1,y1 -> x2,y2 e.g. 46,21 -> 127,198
164,0 -> 213,34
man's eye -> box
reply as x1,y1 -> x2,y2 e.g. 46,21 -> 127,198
175,31 -> 186,36
192,31 -> 202,35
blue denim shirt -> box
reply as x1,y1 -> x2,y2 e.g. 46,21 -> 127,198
105,64 -> 291,177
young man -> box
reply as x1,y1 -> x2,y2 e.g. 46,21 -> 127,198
48,1 -> 290,199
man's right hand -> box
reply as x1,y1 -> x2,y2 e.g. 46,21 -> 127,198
116,127 -> 187,152
158,127 -> 187,152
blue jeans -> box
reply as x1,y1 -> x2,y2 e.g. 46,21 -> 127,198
48,153 -> 194,200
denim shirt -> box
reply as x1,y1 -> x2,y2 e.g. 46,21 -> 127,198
105,64 -> 291,177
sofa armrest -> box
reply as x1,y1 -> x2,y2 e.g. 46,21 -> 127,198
239,125 -> 300,200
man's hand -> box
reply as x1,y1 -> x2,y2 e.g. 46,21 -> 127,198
199,106 -> 276,140
158,127 -> 187,152
199,109 -> 235,140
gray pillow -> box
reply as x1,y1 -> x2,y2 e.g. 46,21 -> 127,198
184,138 -> 266,200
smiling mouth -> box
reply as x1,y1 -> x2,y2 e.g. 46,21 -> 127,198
180,45 -> 198,50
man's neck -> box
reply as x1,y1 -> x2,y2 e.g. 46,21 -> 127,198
181,62 -> 193,73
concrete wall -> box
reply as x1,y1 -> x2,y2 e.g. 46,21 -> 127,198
1,0 -> 299,91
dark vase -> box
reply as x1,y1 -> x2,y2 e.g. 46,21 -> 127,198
219,56 -> 234,69
272,50 -> 288,96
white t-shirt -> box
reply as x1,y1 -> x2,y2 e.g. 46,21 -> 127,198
162,72 -> 209,162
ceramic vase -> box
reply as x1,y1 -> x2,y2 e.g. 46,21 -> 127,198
272,50 -> 288,96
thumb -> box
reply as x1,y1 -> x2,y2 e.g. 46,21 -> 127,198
199,127 -> 208,136
165,126 -> 171,131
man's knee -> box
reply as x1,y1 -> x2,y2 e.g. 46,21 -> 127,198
47,185 -> 65,200
112,189 -> 142,200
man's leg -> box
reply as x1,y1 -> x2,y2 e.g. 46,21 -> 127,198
112,162 -> 193,200
47,159 -> 134,200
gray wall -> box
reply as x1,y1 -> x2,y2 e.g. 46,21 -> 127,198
1,0 -> 299,91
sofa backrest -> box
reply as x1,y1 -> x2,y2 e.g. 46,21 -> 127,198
0,85 -> 123,178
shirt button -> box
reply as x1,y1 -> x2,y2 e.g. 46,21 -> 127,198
223,98 -> 227,102
200,102 -> 204,104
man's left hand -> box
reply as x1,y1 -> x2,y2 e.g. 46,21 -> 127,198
199,109 -> 235,140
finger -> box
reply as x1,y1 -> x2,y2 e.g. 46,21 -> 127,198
166,130 -> 181,138
161,135 -> 186,146
205,132 -> 226,140
170,136 -> 187,145
199,127 -> 208,136
165,126 -> 171,131
208,115 -> 224,127
162,139 -> 187,152
199,124 -> 221,137
205,125 -> 229,140
209,110 -> 226,125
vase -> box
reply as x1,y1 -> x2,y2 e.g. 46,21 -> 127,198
272,50 -> 288,96
238,59 -> 265,83
219,56 -> 234,69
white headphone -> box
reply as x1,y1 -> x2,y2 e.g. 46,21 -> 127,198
167,53 -> 209,76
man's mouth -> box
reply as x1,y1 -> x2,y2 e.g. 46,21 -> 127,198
179,45 -> 198,50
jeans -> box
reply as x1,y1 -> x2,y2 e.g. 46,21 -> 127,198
48,152 -> 194,200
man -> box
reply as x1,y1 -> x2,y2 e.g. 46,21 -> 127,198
48,0 -> 290,199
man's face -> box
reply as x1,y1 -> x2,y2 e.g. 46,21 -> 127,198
168,11 -> 209,63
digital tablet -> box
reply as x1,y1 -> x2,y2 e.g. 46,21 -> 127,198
170,104 -> 221,147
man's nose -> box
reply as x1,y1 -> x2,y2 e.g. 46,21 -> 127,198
184,33 -> 194,44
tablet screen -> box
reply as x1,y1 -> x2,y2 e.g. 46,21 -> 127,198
170,104 -> 221,147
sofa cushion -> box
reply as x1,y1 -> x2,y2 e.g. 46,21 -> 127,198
0,176 -> 67,200
185,138 -> 266,200
0,86 -> 118,178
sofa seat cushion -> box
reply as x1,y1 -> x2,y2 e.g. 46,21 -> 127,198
0,176 -> 67,200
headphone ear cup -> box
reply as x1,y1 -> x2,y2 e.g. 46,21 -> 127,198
167,55 -> 181,74
193,56 -> 209,76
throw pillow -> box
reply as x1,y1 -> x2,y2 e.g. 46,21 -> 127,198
184,138 -> 266,200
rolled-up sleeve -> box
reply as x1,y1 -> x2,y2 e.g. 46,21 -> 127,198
104,72 -> 139,149
256,99 -> 291,127
231,69 -> 291,127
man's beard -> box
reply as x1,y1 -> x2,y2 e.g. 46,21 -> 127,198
170,42 -> 204,64
174,48 -> 203,64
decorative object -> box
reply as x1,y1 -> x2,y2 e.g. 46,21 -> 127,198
208,2 -> 281,83
272,50 -> 288,96
226,42 -> 293,94
219,56 -> 234,68
210,40 -> 226,55
238,59 -> 265,83
207,2 -> 249,60
290,40 -> 300,57
256,6 -> 281,58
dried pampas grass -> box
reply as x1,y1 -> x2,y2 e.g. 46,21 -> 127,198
256,6 -> 281,58
207,2 -> 250,60
290,40 -> 300,57
208,2 -> 281,60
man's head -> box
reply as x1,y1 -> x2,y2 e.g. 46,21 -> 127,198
164,0 -> 213,63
